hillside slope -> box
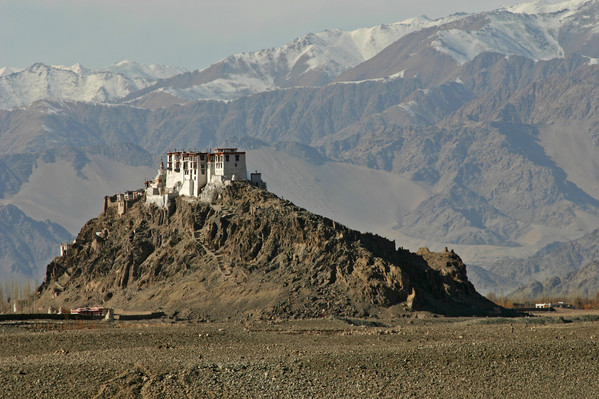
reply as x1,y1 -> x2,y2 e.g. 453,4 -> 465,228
509,260 -> 599,299
489,228 -> 599,291
0,204 -> 72,281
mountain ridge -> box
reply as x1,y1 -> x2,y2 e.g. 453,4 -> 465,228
0,204 -> 72,281
6,1 -> 598,110
0,62 -> 186,110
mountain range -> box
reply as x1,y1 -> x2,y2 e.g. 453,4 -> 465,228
2,0 -> 599,296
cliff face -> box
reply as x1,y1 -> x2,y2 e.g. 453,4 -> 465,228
38,182 -> 505,320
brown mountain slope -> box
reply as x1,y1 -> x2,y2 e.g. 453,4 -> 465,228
37,182 -> 507,320
509,260 -> 599,300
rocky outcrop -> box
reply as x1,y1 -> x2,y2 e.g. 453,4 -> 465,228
37,182 -> 505,320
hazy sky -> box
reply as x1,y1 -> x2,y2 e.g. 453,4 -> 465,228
1,0 -> 532,71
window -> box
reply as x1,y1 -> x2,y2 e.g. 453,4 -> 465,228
225,155 -> 229,162
235,155 -> 240,162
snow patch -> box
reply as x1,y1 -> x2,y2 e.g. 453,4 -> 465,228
502,0 -> 589,15
0,67 -> 23,77
100,60 -> 187,80
397,102 -> 416,115
431,11 -> 565,64
0,62 -> 167,109
165,74 -> 275,101
389,70 -> 405,79
40,101 -> 64,115
52,63 -> 90,75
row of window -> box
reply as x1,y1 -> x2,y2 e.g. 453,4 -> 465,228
170,156 -> 241,170
170,154 -> 240,162
184,169 -> 206,175
168,154 -> 206,161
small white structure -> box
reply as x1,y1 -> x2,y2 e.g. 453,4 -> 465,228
104,308 -> 115,320
146,148 -> 263,207
12,299 -> 26,313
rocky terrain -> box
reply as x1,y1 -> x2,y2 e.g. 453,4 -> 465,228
37,182 -> 503,319
2,313 -> 599,398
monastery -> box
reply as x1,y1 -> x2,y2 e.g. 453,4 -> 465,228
145,148 -> 265,207
60,148 -> 264,260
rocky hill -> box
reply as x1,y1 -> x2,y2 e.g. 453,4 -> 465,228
37,182 -> 504,320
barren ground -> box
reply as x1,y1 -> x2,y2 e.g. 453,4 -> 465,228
2,311 -> 599,398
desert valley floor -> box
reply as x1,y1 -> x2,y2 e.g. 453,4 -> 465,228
2,310 -> 599,398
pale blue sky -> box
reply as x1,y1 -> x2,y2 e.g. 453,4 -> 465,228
1,0 -> 531,70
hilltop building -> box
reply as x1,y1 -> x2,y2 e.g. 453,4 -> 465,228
145,148 -> 265,207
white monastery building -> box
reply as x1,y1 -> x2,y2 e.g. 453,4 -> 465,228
145,148 -> 264,207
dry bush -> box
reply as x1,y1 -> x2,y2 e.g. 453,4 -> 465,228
1,279 -> 40,313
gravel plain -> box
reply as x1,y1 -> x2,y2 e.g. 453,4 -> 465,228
1,311 -> 599,398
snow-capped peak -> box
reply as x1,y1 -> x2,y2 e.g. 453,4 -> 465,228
502,0 -> 590,15
429,0 -> 599,65
0,66 -> 24,77
161,14 -> 460,102
2,0 -> 599,108
100,60 -> 188,80
0,61 -> 186,110
52,62 -> 90,75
